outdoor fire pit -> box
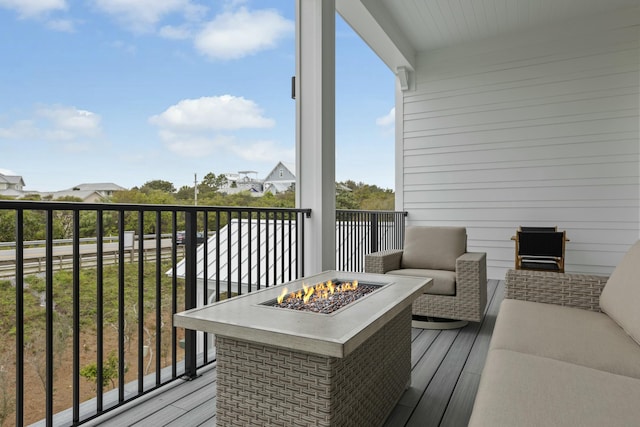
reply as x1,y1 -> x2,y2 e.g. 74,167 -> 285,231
174,270 -> 431,426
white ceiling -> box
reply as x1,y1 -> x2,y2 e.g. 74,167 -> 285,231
381,0 -> 638,52
337,0 -> 639,71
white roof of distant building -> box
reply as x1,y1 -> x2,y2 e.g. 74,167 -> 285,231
0,174 -> 25,185
69,183 -> 126,192
170,218 -> 399,296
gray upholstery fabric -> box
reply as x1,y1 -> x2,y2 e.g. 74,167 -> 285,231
469,349 -> 640,427
491,299 -> 640,379
401,226 -> 466,271
600,239 -> 640,346
386,268 -> 456,296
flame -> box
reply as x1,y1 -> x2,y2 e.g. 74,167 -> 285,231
277,287 -> 288,304
303,284 -> 315,304
276,280 -> 361,307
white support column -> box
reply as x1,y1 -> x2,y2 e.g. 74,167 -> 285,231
295,0 -> 336,274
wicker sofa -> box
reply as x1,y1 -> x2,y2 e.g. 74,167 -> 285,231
365,226 -> 487,325
469,241 -> 640,426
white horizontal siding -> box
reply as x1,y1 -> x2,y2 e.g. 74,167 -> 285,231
398,7 -> 639,279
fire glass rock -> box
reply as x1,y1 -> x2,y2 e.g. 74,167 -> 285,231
270,281 -> 380,314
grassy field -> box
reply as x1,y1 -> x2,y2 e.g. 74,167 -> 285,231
0,260 -> 186,426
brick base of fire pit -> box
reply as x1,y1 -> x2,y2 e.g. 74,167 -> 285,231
216,306 -> 411,426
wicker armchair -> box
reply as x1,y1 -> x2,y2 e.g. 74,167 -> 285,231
365,226 -> 487,325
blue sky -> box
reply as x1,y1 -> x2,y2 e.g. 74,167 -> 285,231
0,0 -> 395,193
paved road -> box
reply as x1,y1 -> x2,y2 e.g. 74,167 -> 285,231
0,238 -> 175,263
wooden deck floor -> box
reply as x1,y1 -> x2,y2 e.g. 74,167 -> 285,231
88,279 -> 504,427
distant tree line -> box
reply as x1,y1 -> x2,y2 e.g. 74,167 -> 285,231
0,173 -> 394,242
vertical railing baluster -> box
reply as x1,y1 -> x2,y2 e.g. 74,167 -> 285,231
155,211 -> 162,384
273,211 -> 277,286
117,210 -> 125,402
138,211 -> 144,392
215,211 -> 221,302
171,212 -> 178,379
288,212 -> 292,282
248,210 -> 253,293
45,209 -> 53,426
184,210 -> 197,379
257,212 -> 261,289
15,209 -> 24,427
301,211 -> 306,277
72,210 -> 80,423
265,212 -> 270,287
281,211 -> 285,284
371,212 -> 379,256
226,211 -> 232,297
202,211 -> 209,362
96,210 -> 104,412
237,210 -> 242,296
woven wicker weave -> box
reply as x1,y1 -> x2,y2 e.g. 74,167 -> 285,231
216,306 -> 412,426
505,269 -> 609,312
365,250 -> 487,322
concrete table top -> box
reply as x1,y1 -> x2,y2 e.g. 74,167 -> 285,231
174,270 -> 431,358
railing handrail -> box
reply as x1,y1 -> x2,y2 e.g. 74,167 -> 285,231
0,199 -> 312,215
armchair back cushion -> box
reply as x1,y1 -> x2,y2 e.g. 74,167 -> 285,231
600,239 -> 640,345
401,226 -> 467,271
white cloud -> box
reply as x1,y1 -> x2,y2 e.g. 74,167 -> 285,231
93,0 -> 206,33
36,106 -> 102,139
376,107 -> 395,127
150,95 -> 280,160
194,7 -> 293,60
230,140 -> 294,163
149,95 -> 274,131
0,168 -> 17,176
159,132 -> 234,157
0,0 -> 67,17
0,105 -> 102,148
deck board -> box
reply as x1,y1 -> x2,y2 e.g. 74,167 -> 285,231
85,280 -> 505,427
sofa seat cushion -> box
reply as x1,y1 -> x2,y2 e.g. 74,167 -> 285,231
469,349 -> 640,427
387,268 -> 456,296
401,226 -> 466,271
490,299 -> 640,379
600,239 -> 640,346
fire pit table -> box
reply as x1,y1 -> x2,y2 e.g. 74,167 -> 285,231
174,270 -> 431,426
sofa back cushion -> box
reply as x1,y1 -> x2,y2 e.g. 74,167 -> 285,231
401,226 -> 467,271
600,239 -> 640,346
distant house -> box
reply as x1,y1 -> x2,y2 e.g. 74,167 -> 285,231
0,172 -> 26,197
40,189 -> 108,203
219,161 -> 351,197
220,171 -> 264,195
38,182 -> 126,202
67,183 -> 126,198
263,162 -> 295,195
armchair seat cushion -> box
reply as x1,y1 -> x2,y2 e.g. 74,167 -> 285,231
386,268 -> 456,296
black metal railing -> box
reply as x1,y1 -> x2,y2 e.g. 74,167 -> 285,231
336,210 -> 408,272
0,202 -> 406,425
0,200 -> 310,426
